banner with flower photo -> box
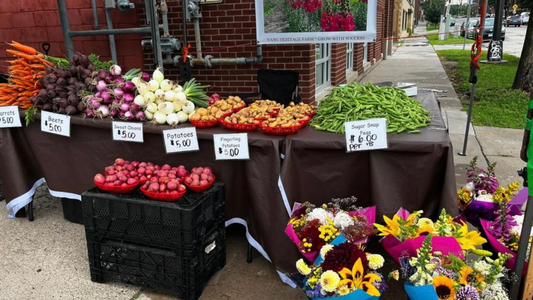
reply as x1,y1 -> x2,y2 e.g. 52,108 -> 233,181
255,0 -> 377,44
374,208 -> 489,265
286,198 -> 376,263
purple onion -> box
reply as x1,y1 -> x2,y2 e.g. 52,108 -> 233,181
113,88 -> 124,97
98,70 -> 109,80
135,111 -> 146,121
122,93 -> 134,102
119,102 -> 130,112
123,81 -> 135,93
96,80 -> 107,92
130,103 -> 140,112
141,72 -> 150,82
114,77 -> 125,84
95,92 -> 101,98
85,108 -> 94,118
123,111 -> 135,121
105,75 -> 114,84
101,91 -> 111,104
110,65 -> 122,76
109,108 -> 119,118
119,111 -> 125,117
90,97 -> 101,109
97,105 -> 109,118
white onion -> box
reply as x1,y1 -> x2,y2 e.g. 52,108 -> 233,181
145,110 -> 154,120
166,113 -> 179,126
144,92 -> 156,103
153,68 -> 164,83
134,95 -> 146,107
154,89 -> 165,100
176,91 -> 187,102
131,77 -> 140,86
155,98 -> 164,105
154,111 -> 167,124
146,102 -> 158,113
173,85 -> 183,93
177,111 -> 189,123
164,90 -> 176,101
160,79 -> 173,92
137,83 -> 149,96
158,102 -> 175,115
172,101 -> 182,112
148,80 -> 159,91
181,101 -> 195,114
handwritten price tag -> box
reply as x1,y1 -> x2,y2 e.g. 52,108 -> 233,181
41,111 -> 70,137
345,118 -> 388,152
112,121 -> 144,143
163,127 -> 200,153
0,106 -> 21,128
213,133 -> 249,160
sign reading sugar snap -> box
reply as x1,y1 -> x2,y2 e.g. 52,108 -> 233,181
163,127 -> 200,153
41,111 -> 70,137
213,133 -> 250,160
0,106 -> 22,127
345,118 -> 387,152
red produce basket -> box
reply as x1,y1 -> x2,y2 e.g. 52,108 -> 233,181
306,110 -> 316,117
189,118 -> 219,128
220,119 -> 259,132
140,186 -> 186,202
298,116 -> 311,126
94,181 -> 138,194
232,104 -> 246,112
184,176 -> 216,193
260,123 -> 302,135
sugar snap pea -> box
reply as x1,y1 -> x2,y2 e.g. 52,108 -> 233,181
310,82 -> 431,134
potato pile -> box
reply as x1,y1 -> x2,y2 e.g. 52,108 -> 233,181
190,96 -> 247,121
189,107 -> 219,121
262,115 -> 301,128
240,106 -> 271,119
251,100 -> 284,112
281,102 -> 316,115
223,108 -> 261,124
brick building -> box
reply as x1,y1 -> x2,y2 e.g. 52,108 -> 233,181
0,0 -> 393,104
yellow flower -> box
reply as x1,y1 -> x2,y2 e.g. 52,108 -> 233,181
433,276 -> 456,300
320,244 -> 334,259
417,218 -> 436,235
406,210 -> 422,226
319,270 -> 341,292
318,222 -> 339,242
366,254 -> 384,270
374,215 -> 402,237
457,187 -> 473,210
338,285 -> 351,296
459,266 -> 475,285
391,270 -> 399,281
296,259 -> 311,275
338,258 -> 381,296
455,222 -> 487,251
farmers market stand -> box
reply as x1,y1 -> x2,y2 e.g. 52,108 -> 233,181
0,91 -> 457,281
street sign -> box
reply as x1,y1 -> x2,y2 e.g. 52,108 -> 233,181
513,4 -> 518,10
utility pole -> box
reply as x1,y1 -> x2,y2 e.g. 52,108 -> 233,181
487,0 -> 505,61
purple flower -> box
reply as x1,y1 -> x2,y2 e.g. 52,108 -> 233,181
436,266 -> 458,280
455,285 -> 480,300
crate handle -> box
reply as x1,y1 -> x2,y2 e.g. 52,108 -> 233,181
205,241 -> 216,254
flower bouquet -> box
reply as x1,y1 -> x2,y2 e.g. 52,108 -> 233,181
480,182 -> 529,272
286,197 -> 376,262
295,241 -> 386,299
458,157 -> 523,228
391,235 -> 512,300
374,208 -> 487,265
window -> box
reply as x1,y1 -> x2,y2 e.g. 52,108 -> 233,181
315,43 -> 331,93
346,43 -> 354,72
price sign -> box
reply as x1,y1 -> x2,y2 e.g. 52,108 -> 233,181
112,121 -> 144,143
213,133 -> 250,160
345,118 -> 388,152
163,127 -> 200,153
41,111 -> 70,137
0,106 -> 22,128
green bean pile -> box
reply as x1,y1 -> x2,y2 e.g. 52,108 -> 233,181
310,83 -> 431,134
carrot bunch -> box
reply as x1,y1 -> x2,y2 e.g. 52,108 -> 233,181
0,41 -> 54,109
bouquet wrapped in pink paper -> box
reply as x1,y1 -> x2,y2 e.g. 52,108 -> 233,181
286,196 -> 376,263
374,208 -> 487,265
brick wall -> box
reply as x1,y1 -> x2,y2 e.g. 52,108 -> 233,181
0,0 -> 143,74
330,44 -> 347,86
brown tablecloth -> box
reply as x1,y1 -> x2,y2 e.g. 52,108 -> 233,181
0,91 -> 456,274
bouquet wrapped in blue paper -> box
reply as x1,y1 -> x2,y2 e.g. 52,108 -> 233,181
295,237 -> 386,299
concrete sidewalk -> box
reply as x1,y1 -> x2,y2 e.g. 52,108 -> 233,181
0,22 -> 527,300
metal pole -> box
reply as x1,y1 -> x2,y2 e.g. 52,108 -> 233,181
70,27 -> 152,37
487,0 -> 505,61
105,8 -> 118,63
458,67 -> 477,156
149,0 -> 163,69
463,0 -> 472,50
57,0 -> 75,60
91,0 -> 100,29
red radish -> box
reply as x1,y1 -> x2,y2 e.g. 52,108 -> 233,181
127,178 -> 138,185
200,180 -> 208,185
118,176 -> 128,182
115,158 -> 125,166
139,175 -> 147,182
192,180 -> 200,186
139,162 -> 147,168
125,164 -> 134,172
203,167 -> 212,175
116,171 -> 126,178
150,177 -> 159,184
145,169 -> 153,176
159,183 -> 167,192
178,165 -> 185,169
106,182 -> 114,187
114,180 -> 122,186
200,173 -> 208,180
178,184 -> 186,192
167,181 -> 178,191
159,177 -> 169,184
197,167 -> 204,174
184,177 -> 193,184
121,183 -> 128,187
177,168 -> 188,178
106,175 -> 117,182
191,173 -> 200,181
137,167 -> 146,175
191,167 -> 197,174
170,190 -> 179,195
131,161 -> 139,168
162,164 -> 171,171
207,175 -> 213,182
172,167 -> 179,172
94,174 -> 105,184
148,182 -> 159,192
129,171 -> 137,177
105,166 -> 115,173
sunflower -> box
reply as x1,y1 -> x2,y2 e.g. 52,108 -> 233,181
433,275 -> 456,300
417,217 -> 436,235
455,222 -> 487,251
374,215 -> 402,237
459,266 -> 475,285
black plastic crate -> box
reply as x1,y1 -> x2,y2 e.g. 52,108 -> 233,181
61,198 -> 84,224
82,182 -> 225,249
87,227 -> 226,300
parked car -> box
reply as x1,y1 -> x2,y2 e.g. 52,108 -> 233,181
460,19 -> 479,39
450,17 -> 456,26
507,15 -> 522,27
477,18 -> 506,41
521,12 -> 530,24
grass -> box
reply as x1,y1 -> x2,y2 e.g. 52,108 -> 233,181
426,23 -> 439,31
436,50 -> 529,129
427,33 -> 468,45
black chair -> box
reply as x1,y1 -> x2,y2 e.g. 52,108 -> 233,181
229,69 -> 301,106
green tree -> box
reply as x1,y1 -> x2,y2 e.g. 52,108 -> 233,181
422,0 -> 445,24
512,19 -> 533,92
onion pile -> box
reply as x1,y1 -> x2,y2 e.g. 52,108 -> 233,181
32,53 -> 95,115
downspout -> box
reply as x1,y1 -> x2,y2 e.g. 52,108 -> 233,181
160,0 -> 170,36
91,0 -> 100,29
193,18 -> 202,59
104,6 -> 118,62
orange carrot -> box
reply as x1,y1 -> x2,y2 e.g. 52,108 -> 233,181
6,49 -> 36,61
8,41 -> 38,55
